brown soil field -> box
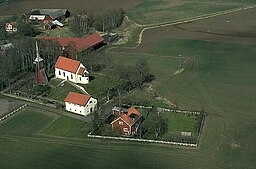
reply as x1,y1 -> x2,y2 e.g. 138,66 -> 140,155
0,0 -> 142,15
134,8 -> 256,53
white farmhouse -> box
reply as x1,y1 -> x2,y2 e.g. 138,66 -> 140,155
55,56 -> 89,84
64,92 -> 97,116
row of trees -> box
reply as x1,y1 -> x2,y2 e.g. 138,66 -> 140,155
0,38 -> 60,90
69,8 -> 125,37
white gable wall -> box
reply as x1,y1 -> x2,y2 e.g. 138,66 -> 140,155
65,97 -> 97,116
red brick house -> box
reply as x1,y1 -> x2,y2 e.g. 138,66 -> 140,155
111,106 -> 142,136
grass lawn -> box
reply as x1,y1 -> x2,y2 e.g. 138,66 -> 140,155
39,27 -> 76,38
41,116 -> 89,139
47,81 -> 82,101
48,78 -> 63,88
124,89 -> 170,109
128,0 -> 256,24
160,112 -> 198,140
0,107 -> 58,136
82,74 -> 119,97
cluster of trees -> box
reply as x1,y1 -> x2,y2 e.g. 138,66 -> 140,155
113,58 -> 155,92
0,17 -> 39,40
69,8 -> 125,37
138,108 -> 168,140
0,38 -> 60,90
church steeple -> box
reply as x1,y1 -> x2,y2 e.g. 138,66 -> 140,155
34,41 -> 43,64
33,41 -> 48,85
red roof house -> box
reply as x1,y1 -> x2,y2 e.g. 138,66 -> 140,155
64,92 -> 97,116
37,33 -> 104,53
5,22 -> 17,33
64,92 -> 91,106
111,106 -> 142,135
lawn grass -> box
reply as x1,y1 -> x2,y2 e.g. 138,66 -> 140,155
0,107 -> 58,136
160,112 -> 198,140
48,78 -> 63,88
41,116 -> 89,139
47,81 -> 82,101
128,0 -> 256,24
39,27 -> 76,38
82,74 -> 119,97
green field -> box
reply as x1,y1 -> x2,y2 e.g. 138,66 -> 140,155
0,108 -> 58,136
41,116 -> 89,139
128,0 -> 256,24
0,36 -> 256,169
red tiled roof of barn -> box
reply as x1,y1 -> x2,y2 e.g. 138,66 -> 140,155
37,33 -> 103,52
55,56 -> 80,73
64,92 -> 91,106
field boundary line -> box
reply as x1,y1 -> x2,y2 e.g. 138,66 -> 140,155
126,5 -> 256,49
109,51 -> 186,59
87,133 -> 197,147
0,104 -> 27,122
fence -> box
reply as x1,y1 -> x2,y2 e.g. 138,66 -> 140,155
0,104 -> 27,122
87,133 -> 198,147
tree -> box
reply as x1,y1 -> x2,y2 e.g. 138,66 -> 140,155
69,11 -> 91,37
141,111 -> 168,139
93,8 -> 125,32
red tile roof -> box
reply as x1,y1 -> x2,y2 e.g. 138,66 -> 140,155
77,67 -> 85,75
120,114 -> 134,126
127,107 -> 141,117
55,56 -> 80,73
5,22 -> 17,27
64,92 -> 91,106
37,33 -> 103,52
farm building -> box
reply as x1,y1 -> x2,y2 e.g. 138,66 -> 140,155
111,106 -> 142,135
55,56 -> 89,84
5,22 -> 17,33
64,92 -> 97,116
37,33 -> 104,54
44,20 -> 64,30
22,9 -> 70,23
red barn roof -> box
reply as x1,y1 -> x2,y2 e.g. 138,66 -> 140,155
64,92 -> 91,106
55,56 -> 81,73
37,33 -> 103,52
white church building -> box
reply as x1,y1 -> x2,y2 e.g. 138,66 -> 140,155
64,92 -> 97,116
55,56 -> 89,84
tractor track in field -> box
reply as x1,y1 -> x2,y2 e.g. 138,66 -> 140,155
117,5 -> 256,50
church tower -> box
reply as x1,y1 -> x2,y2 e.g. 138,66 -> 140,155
33,41 -> 48,85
